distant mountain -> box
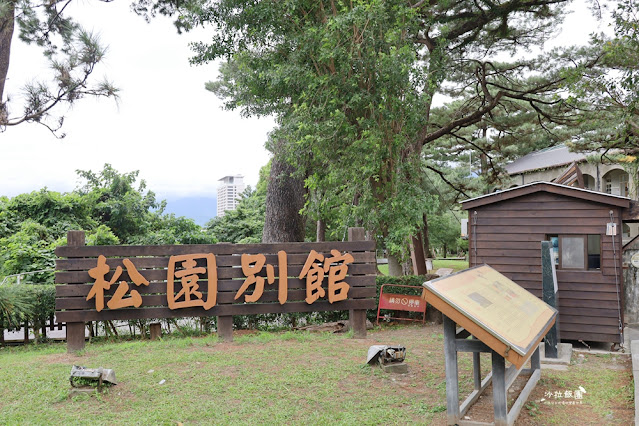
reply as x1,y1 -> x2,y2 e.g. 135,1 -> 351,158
162,196 -> 217,226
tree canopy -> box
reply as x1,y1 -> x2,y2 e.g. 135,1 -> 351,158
128,0 -> 639,267
0,0 -> 117,135
0,164 -> 216,284
134,1 -> 605,252
564,0 -> 639,155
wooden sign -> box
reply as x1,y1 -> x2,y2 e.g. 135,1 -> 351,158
55,240 -> 377,323
422,264 -> 556,368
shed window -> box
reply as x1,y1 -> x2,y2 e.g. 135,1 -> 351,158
562,236 -> 585,269
547,234 -> 601,270
587,235 -> 601,269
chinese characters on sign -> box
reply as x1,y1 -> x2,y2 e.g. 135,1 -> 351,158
235,252 -> 288,304
86,249 -> 353,311
378,292 -> 425,313
542,386 -> 586,405
387,296 -> 422,309
87,255 -> 149,312
167,254 -> 217,310
299,249 -> 353,304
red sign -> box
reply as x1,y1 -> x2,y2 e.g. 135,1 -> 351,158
379,292 -> 425,313
376,284 -> 427,325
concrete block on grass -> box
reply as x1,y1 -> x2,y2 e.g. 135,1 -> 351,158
381,362 -> 408,374
539,342 -> 572,365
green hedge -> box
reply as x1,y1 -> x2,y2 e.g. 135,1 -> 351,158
231,275 -> 441,327
29,285 -> 56,330
376,274 -> 439,295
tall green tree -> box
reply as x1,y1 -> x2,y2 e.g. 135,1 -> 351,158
565,0 -> 639,154
206,186 -> 265,243
75,164 -> 162,242
136,0 -> 609,264
0,188 -> 95,239
132,214 -> 217,245
0,165 -> 216,284
0,220 -> 57,283
141,0 -> 437,253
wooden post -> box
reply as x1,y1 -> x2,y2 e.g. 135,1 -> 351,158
215,242 -> 234,342
491,350 -> 508,426
217,316 -> 233,342
443,315 -> 460,424
66,323 -> 85,352
66,231 -> 86,353
23,320 -> 29,344
348,227 -> 367,339
411,234 -> 428,275
531,346 -> 540,370
472,340 -> 481,390
541,241 -> 559,358
150,322 -> 162,340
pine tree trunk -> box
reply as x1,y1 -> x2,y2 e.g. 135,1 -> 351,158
411,233 -> 428,275
0,2 -> 15,122
316,219 -> 325,242
262,157 -> 306,243
422,213 -> 433,258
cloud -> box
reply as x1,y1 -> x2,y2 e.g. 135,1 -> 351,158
1,0 -> 274,198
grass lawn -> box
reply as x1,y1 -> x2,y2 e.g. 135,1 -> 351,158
431,259 -> 468,272
378,259 -> 469,275
0,325 -> 633,425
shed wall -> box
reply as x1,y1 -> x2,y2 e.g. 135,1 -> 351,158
468,192 -> 624,343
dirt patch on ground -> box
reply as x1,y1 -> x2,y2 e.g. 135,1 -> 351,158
234,329 -> 259,336
37,352 -> 91,365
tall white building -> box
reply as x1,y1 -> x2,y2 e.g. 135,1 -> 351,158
217,175 -> 246,217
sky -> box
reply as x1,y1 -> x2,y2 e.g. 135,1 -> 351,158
0,1 -> 609,207
1,0 -> 275,202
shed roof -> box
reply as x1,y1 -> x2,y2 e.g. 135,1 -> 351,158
461,181 -> 630,210
505,145 -> 587,175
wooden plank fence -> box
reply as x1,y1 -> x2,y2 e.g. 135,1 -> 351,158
55,228 -> 377,351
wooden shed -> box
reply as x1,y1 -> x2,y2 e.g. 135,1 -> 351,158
461,182 -> 629,344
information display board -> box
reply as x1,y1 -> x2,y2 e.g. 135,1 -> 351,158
423,264 -> 557,368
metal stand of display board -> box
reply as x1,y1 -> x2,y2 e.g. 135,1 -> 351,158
443,315 -> 541,426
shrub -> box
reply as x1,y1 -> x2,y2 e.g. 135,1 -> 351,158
27,285 -> 56,338
0,285 -> 34,329
0,284 -> 56,339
